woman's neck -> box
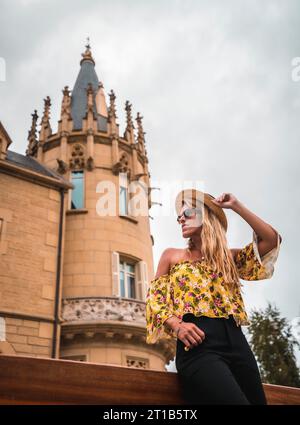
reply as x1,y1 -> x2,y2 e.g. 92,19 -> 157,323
187,236 -> 203,259
190,235 -> 202,251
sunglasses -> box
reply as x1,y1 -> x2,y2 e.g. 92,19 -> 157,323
177,208 -> 202,223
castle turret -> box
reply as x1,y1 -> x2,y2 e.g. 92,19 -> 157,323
24,43 -> 174,371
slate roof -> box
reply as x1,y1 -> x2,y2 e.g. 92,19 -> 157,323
6,150 -> 72,187
70,59 -> 107,132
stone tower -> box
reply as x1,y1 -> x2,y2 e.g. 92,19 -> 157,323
25,42 -> 175,371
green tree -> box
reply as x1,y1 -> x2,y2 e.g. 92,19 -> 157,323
248,302 -> 300,388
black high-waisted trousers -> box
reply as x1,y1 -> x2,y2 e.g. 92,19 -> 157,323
175,314 -> 267,405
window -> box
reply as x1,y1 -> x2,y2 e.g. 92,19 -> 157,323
119,260 -> 136,299
71,170 -> 84,209
119,186 -> 128,215
119,172 -> 128,216
112,253 -> 148,301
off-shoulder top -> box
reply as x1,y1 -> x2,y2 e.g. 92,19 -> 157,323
146,230 -> 282,344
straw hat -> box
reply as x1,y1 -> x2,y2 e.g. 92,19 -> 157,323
175,188 -> 228,232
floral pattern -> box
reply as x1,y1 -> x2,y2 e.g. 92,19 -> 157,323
146,231 -> 282,344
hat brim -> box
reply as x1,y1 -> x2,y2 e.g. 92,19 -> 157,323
175,189 -> 228,232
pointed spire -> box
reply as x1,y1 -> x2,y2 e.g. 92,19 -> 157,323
39,96 -> 52,142
124,100 -> 134,143
108,89 -> 117,122
71,39 -> 107,132
136,112 -> 146,152
125,101 -> 134,130
26,109 -> 39,156
80,37 -> 95,65
60,85 -> 71,131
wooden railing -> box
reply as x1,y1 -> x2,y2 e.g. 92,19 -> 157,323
0,355 -> 299,405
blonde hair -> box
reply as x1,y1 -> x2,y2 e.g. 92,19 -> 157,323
186,203 -> 243,293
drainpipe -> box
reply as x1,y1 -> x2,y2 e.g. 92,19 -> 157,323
52,187 -> 65,358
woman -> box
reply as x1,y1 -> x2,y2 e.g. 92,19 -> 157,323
146,189 -> 282,405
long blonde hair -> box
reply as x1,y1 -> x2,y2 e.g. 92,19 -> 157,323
187,203 -> 243,293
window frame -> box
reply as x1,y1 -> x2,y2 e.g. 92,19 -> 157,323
70,169 -> 85,210
119,258 -> 136,300
119,184 -> 129,216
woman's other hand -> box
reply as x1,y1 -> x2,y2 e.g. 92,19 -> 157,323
177,322 -> 205,349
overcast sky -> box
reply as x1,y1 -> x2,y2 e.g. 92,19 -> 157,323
1,0 -> 299,368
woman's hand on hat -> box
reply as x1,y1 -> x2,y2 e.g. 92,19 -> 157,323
211,192 -> 238,210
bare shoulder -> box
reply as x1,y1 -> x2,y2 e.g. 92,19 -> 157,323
155,248 -> 240,278
154,248 -> 178,279
169,247 -> 187,267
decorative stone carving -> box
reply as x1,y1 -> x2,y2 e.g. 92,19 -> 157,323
26,110 -> 39,157
86,156 -> 94,171
56,158 -> 68,174
87,128 -> 94,136
39,96 -> 52,142
108,89 -> 117,123
126,356 -> 149,369
124,100 -> 135,143
112,152 -> 131,178
60,86 -> 71,121
135,112 -> 146,155
69,143 -> 85,170
62,297 -> 146,323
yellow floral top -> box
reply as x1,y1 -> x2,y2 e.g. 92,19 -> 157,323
146,230 -> 282,344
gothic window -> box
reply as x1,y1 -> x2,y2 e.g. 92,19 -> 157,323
71,170 -> 84,209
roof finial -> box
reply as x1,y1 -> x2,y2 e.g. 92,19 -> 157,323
80,37 -> 95,65
124,100 -> 135,144
85,36 -> 91,50
39,96 -> 52,142
26,109 -> 39,157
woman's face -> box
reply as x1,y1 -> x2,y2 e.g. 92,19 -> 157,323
177,203 -> 203,238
